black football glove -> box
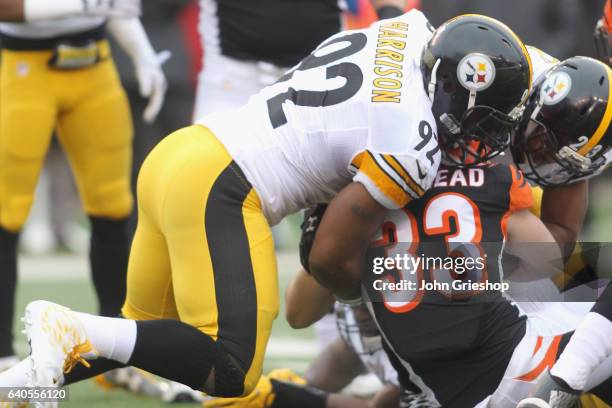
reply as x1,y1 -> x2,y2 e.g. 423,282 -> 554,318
299,204 -> 328,274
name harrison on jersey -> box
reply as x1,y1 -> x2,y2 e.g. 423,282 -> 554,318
371,21 -> 409,103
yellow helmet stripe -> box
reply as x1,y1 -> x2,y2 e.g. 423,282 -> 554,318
578,64 -> 612,156
450,14 -> 533,91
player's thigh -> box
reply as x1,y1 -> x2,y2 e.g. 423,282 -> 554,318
0,50 -> 57,231
161,128 -> 278,395
122,203 -> 177,321
56,59 -> 133,219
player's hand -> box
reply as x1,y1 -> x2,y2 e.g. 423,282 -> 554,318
135,50 -> 171,124
82,0 -> 141,19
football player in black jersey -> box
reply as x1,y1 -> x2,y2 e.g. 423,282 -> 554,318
229,58 -> 612,408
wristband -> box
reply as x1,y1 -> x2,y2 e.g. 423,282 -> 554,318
377,5 -> 404,20
334,295 -> 363,306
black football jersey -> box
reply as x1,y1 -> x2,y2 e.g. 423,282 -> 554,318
363,163 -> 533,407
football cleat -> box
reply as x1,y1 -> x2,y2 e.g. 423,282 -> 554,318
95,367 -> 203,403
23,300 -> 96,408
516,370 -> 581,408
161,380 -> 204,404
0,357 -> 19,374
202,369 -> 306,408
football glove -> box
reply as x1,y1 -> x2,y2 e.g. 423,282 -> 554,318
203,369 -> 307,407
299,204 -> 328,274
107,18 -> 169,123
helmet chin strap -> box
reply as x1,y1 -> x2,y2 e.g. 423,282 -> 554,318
467,90 -> 477,109
427,58 -> 441,102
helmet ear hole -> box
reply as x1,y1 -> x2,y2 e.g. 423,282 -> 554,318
443,81 -> 456,94
579,105 -> 590,117
600,76 -> 606,86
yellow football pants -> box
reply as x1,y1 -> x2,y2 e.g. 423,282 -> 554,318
122,125 -> 279,396
0,40 -> 133,232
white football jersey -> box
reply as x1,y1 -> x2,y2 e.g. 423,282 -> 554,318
199,10 -> 440,225
526,45 -> 559,85
0,17 -> 104,39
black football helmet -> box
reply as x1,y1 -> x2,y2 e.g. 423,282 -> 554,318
421,14 -> 532,166
512,57 -> 612,187
594,0 -> 612,66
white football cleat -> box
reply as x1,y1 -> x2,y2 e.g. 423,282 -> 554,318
0,356 -> 19,373
23,301 -> 97,408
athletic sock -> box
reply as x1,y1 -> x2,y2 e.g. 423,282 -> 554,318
73,312 -> 137,364
89,216 -> 129,317
270,379 -> 328,408
0,358 -> 30,387
551,311 -> 612,391
0,227 -> 18,357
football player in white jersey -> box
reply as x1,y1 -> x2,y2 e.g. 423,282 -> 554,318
0,11 -> 532,401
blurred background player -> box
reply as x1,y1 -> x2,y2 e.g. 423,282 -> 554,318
193,0 -> 407,119
0,0 -> 167,371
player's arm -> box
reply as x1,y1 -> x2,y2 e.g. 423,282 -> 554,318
285,268 -> 334,329
370,0 -> 406,19
309,182 -> 388,301
107,17 -> 168,123
504,209 -> 563,282
540,181 -> 588,258
0,0 -> 140,22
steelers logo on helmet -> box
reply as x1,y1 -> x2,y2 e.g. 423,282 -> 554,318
457,53 -> 496,92
541,71 -> 572,106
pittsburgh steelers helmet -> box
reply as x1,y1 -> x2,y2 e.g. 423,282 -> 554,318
421,14 -> 532,166
512,57 -> 612,187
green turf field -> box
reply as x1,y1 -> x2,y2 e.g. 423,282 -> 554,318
12,251 -> 316,407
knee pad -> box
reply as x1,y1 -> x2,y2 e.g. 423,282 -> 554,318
84,181 -> 133,219
0,196 -> 32,232
211,342 -> 247,397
